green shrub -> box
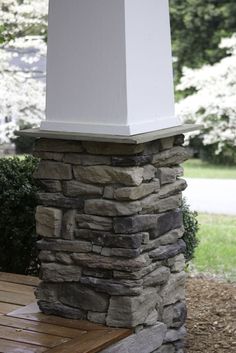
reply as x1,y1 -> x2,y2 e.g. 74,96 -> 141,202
182,198 -> 199,262
0,156 -> 39,275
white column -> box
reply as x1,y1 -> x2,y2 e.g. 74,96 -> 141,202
42,0 -> 181,136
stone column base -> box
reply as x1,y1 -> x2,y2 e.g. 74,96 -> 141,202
33,134 -> 189,353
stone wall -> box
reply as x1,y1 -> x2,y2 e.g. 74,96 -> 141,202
33,135 -> 189,353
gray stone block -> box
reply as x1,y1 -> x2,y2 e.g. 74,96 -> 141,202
61,210 -> 76,240
143,165 -> 156,181
40,263 -> 82,282
80,276 -> 143,296
106,288 -> 159,328
164,326 -> 187,343
63,180 -> 103,197
141,194 -> 182,214
143,267 -> 170,287
37,193 -> 84,209
87,311 -> 107,324
63,153 -> 111,165
149,240 -> 186,261
82,141 -> 145,155
100,324 -> 166,352
39,180 -> 62,193
37,239 -> 92,253
36,206 -> 62,238
72,253 -> 151,271
153,344 -> 175,353
112,155 -> 152,167
33,151 -> 64,161
59,283 -> 109,312
162,302 -> 187,329
74,165 -> 144,186
76,214 -> 113,231
34,138 -> 84,153
34,161 -> 72,180
161,273 -> 186,306
160,137 -> 175,151
75,229 -> 143,249
84,199 -> 142,217
152,147 -> 190,167
156,168 -> 176,185
38,301 -> 86,320
112,181 -> 160,201
159,180 -> 187,199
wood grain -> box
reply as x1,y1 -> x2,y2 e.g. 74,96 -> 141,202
0,316 -> 86,338
44,329 -> 131,353
0,325 -> 70,348
0,338 -> 46,353
0,273 -> 40,287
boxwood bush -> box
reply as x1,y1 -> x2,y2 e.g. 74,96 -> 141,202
0,156 -> 39,275
0,156 -> 199,275
182,198 -> 199,262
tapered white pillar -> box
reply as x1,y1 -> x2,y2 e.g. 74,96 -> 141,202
41,0 -> 181,136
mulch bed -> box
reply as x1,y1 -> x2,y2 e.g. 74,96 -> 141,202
186,276 -> 236,353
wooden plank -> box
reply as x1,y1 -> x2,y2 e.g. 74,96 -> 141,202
0,273 -> 40,287
0,280 -> 36,295
0,303 -> 23,315
0,338 -> 46,353
0,325 -> 70,348
44,329 -> 131,353
0,290 -> 34,306
9,303 -> 106,331
0,316 -> 86,338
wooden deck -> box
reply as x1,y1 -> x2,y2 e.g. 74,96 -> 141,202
0,272 -> 131,353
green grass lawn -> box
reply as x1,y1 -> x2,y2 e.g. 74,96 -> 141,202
184,159 -> 236,179
192,214 -> 236,281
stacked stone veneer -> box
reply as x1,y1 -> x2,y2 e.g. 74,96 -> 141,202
34,135 -> 189,353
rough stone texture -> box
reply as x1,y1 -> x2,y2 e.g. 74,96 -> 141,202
59,283 -> 109,312
74,165 -> 144,186
153,344 -> 175,353
99,323 -> 167,353
36,206 -> 62,238
156,168 -> 177,185
75,229 -> 143,249
85,199 -> 142,217
39,180 -> 62,193
161,272 -> 186,306
63,153 -> 111,166
152,147 -> 190,167
63,180 -> 103,197
76,214 -> 113,231
40,263 -> 82,282
37,193 -> 84,209
35,138 -> 84,153
72,253 -> 151,272
87,312 -> 107,324
34,136 -> 189,352
106,288 -> 159,327
61,210 -> 76,240
34,161 -> 72,180
162,302 -> 187,329
82,141 -> 145,155
108,181 -> 160,201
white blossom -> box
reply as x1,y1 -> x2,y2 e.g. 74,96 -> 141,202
176,34 -> 236,155
0,0 -> 48,144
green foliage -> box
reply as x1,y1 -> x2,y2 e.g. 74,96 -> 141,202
182,198 -> 199,262
170,0 -> 236,82
0,156 -> 39,275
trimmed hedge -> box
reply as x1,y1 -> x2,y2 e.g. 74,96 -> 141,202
0,156 -> 39,275
0,157 -> 199,275
182,198 -> 199,262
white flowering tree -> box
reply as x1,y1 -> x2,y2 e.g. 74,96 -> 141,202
0,0 -> 48,144
176,35 -> 236,161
